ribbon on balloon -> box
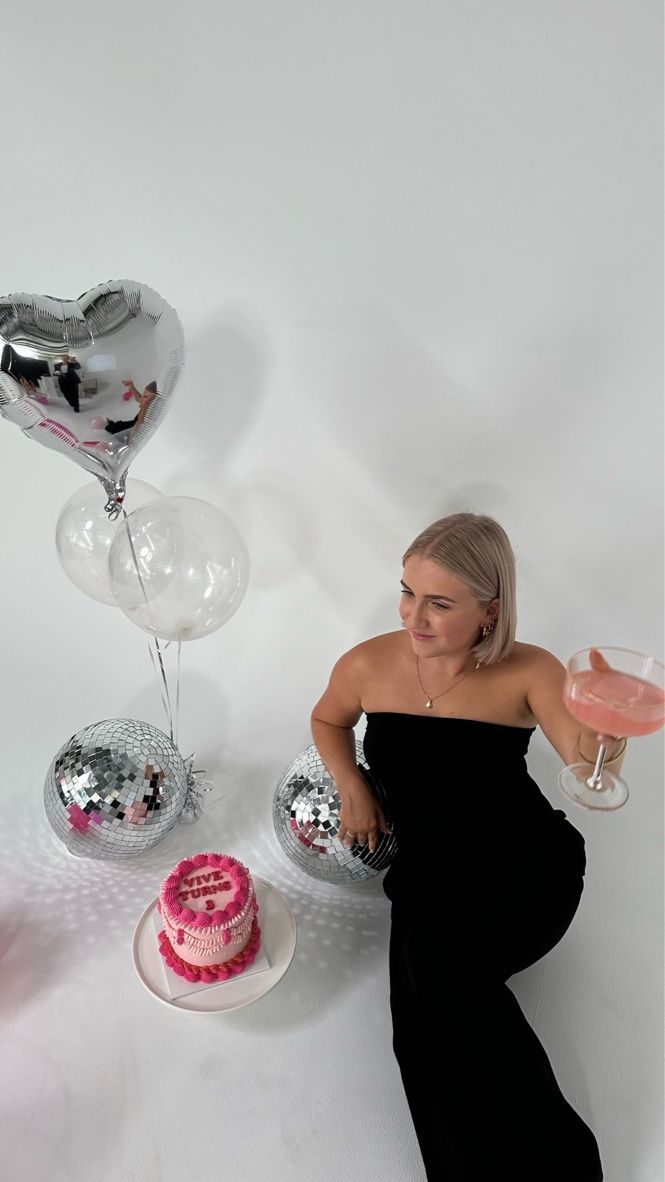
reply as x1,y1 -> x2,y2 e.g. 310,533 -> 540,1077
180,756 -> 217,824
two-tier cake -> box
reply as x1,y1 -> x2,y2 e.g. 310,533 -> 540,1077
157,852 -> 260,984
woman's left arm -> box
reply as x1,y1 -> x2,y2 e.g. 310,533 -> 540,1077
525,647 -> 627,769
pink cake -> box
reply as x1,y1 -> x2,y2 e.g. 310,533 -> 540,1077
157,853 -> 260,984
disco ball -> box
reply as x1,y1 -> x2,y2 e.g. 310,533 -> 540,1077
272,742 -> 397,884
44,718 -> 189,860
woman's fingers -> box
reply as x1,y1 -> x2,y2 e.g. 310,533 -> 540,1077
339,821 -> 392,852
368,816 -> 394,852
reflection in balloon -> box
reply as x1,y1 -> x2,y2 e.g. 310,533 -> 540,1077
0,280 -> 185,514
56,479 -> 163,605
108,497 -> 250,642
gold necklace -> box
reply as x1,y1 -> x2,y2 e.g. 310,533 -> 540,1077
415,656 -> 480,709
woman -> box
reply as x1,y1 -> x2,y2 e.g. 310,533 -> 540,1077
311,513 -> 620,1181
104,379 -> 157,435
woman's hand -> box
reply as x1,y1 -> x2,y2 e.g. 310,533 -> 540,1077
122,378 -> 141,401
589,648 -> 611,675
526,645 -> 626,767
337,778 -> 391,853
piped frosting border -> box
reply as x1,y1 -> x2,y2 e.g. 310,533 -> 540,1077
159,853 -> 250,930
158,917 -> 261,983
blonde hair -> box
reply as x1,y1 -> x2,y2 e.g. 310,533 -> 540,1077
403,512 -> 516,664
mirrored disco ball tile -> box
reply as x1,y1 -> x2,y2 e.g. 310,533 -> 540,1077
44,719 -> 188,860
273,743 -> 397,884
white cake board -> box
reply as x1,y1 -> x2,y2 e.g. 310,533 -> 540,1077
132,877 -> 297,1013
147,908 -> 272,1002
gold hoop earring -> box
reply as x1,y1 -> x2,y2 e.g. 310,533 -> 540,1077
481,621 -> 495,639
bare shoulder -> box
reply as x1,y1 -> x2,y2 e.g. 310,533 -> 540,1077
333,631 -> 404,680
485,643 -> 566,730
312,631 -> 403,728
505,642 -> 565,678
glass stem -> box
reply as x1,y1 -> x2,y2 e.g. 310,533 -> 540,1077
586,740 -> 609,790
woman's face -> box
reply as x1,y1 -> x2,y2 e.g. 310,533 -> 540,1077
399,554 -> 498,657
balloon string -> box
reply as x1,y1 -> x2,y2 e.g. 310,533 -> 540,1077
174,641 -> 182,747
146,639 -> 174,741
121,507 -> 174,741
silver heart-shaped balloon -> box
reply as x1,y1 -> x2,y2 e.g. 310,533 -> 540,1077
0,279 -> 184,514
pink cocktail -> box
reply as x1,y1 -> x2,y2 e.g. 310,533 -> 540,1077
564,669 -> 665,739
559,647 -> 665,811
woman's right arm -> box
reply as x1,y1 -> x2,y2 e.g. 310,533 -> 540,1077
311,647 -> 390,853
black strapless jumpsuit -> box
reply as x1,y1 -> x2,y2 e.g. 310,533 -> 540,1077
363,713 -> 604,1182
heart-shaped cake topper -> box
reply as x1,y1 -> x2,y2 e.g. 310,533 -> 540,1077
0,279 -> 185,514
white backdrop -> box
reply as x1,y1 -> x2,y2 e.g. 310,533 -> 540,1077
1,3 -> 662,1180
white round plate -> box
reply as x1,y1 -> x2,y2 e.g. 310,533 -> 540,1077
132,876 -> 297,1013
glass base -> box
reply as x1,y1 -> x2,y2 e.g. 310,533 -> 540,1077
558,764 -> 629,811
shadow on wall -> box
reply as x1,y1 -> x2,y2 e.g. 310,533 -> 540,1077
169,462 -> 323,595
284,320 -> 523,613
298,314 -> 614,510
290,319 -> 501,510
279,312 -> 642,621
160,316 -> 522,609
163,312 -> 270,468
154,312 -> 326,593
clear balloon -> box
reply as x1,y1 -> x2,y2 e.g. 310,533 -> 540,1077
56,479 -> 163,605
108,497 -> 250,641
0,280 -> 185,513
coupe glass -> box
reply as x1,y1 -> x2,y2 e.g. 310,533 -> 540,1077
559,647 -> 665,811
